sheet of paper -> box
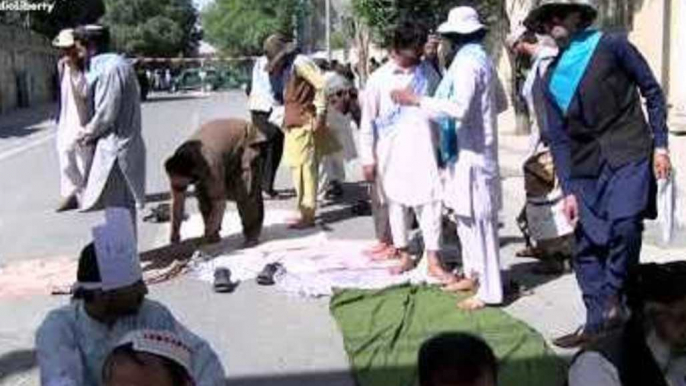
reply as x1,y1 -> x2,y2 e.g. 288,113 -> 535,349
93,208 -> 141,290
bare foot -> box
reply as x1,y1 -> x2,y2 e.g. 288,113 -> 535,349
287,218 -> 315,230
369,246 -> 398,261
389,255 -> 415,275
364,243 -> 390,255
457,296 -> 486,311
443,278 -> 477,293
427,264 -> 457,284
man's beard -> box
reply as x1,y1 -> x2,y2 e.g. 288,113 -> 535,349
551,26 -> 572,48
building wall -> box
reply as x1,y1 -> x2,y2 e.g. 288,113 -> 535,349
667,0 -> 686,128
0,25 -> 58,115
627,0 -> 686,130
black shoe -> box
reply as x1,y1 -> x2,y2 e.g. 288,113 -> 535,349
262,190 -> 280,200
213,268 -> 236,293
325,182 -> 344,199
553,327 -> 600,349
604,296 -> 630,331
256,263 -> 284,285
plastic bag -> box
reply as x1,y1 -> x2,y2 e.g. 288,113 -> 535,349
657,171 -> 677,244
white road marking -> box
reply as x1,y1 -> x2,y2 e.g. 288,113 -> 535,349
0,131 -> 55,162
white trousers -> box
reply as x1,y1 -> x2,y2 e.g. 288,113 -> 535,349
456,215 -> 503,304
58,144 -> 93,200
318,152 -> 346,196
388,200 -> 441,252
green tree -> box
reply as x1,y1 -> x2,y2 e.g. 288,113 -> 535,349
201,0 -> 306,56
25,0 -> 106,38
101,0 -> 200,57
352,0 -> 504,48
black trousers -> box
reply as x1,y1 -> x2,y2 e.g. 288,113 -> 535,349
251,111 -> 284,194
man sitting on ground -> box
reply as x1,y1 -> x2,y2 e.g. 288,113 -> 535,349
166,118 -> 266,247
569,261 -> 686,386
35,211 -> 225,386
419,332 -> 498,386
103,330 -> 195,386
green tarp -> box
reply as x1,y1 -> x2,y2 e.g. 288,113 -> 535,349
330,285 -> 566,386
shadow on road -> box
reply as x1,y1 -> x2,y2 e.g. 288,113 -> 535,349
499,235 -> 526,248
0,104 -> 55,138
139,221 -> 323,274
144,94 -> 208,104
0,126 -> 43,139
0,349 -> 36,382
222,355 -> 571,386
146,191 -> 173,203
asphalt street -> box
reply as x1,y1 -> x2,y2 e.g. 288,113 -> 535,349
1,91 -> 685,385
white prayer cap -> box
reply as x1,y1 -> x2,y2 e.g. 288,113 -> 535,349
75,208 -> 142,291
52,29 -> 75,48
325,73 -> 352,97
113,330 -> 193,376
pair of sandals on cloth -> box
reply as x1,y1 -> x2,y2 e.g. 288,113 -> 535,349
212,263 -> 285,293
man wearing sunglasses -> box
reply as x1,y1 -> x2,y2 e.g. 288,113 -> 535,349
524,0 -> 671,348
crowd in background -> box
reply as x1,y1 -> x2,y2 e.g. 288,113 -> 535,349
38,0 -> 684,384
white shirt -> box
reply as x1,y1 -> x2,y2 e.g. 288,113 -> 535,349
419,43 -> 504,218
36,299 -> 226,386
569,331 -> 686,386
57,64 -> 88,152
248,56 -> 276,112
359,60 -> 442,206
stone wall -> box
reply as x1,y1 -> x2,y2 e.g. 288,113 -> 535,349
0,25 -> 58,115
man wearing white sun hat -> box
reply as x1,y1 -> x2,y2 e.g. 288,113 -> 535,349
392,6 -> 507,311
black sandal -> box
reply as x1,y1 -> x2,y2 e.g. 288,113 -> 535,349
213,268 -> 236,293
256,263 -> 284,286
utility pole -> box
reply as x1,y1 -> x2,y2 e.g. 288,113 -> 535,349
325,0 -> 332,61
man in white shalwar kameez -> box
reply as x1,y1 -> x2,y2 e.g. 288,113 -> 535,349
53,29 -> 93,212
318,72 -> 358,199
74,25 -> 146,237
360,20 -> 452,281
393,7 -> 506,309
35,209 -> 225,386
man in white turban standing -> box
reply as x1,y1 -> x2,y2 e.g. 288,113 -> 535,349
53,28 -> 92,212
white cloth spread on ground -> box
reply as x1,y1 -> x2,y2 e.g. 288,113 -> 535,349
188,210 -> 443,297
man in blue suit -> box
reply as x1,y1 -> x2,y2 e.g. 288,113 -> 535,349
524,0 -> 672,348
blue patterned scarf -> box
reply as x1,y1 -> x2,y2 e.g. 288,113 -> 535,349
549,29 -> 603,114
434,76 -> 457,165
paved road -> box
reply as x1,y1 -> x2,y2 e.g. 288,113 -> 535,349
0,92 -> 251,263
1,92 -> 685,385
0,91 -> 356,386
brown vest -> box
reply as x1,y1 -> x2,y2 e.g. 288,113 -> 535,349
284,71 -> 316,128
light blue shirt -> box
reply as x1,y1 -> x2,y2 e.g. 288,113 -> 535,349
36,299 -> 226,386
